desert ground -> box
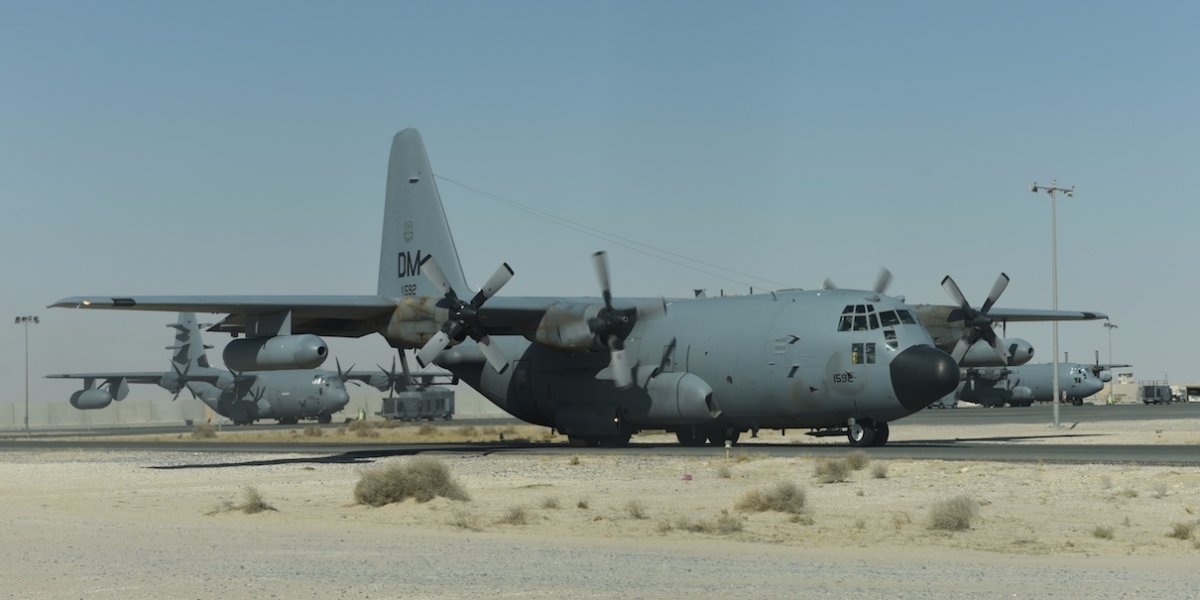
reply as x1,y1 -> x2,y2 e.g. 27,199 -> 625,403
2,417 -> 1199,599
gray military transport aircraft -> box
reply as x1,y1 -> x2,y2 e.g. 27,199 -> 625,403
956,354 -> 1130,407
47,312 -> 408,425
51,129 -> 1106,446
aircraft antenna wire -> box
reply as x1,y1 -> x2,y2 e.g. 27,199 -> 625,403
436,174 -> 792,290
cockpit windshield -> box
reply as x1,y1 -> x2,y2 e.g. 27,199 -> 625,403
837,305 -> 915,331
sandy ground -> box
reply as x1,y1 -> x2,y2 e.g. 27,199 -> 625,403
3,418 -> 1200,599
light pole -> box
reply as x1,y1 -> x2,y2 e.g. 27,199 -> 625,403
14,315 -> 40,434
1031,180 -> 1074,428
1104,321 -> 1118,404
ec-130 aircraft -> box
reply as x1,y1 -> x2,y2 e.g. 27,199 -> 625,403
47,312 -> 412,425
956,353 -> 1130,407
51,129 -> 1106,446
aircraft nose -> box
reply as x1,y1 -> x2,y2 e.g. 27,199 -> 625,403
890,344 -> 960,411
333,389 -> 350,406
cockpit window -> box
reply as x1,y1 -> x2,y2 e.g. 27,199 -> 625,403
853,315 -> 868,331
838,315 -> 852,332
896,309 -> 916,324
855,304 -> 866,314
868,313 -> 879,329
879,310 -> 900,327
312,376 -> 325,385
839,304 -> 888,331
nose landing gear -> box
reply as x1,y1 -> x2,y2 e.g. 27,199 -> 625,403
847,418 -> 889,447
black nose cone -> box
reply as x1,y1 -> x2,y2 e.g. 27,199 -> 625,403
890,345 -> 960,411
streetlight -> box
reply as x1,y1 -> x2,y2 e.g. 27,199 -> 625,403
1104,321 -> 1118,404
1031,179 -> 1074,428
14,315 -> 40,434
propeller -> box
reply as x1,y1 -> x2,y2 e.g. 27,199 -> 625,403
414,255 -> 513,373
941,272 -> 1010,364
335,358 -> 361,387
169,362 -> 196,401
586,251 -> 667,389
375,356 -> 402,399
821,267 -> 893,295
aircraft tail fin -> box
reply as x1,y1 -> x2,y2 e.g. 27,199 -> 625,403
167,312 -> 211,369
377,129 -> 472,298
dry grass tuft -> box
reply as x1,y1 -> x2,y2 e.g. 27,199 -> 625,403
302,425 -> 323,437
845,450 -> 871,471
928,495 -> 979,531
417,424 -> 436,435
716,464 -> 733,479
871,463 -> 889,479
497,505 -> 530,525
353,458 -> 469,507
207,487 -> 277,515
1092,526 -> 1114,540
540,497 -> 561,510
192,423 -> 217,439
450,509 -> 482,531
625,500 -> 649,520
348,420 -> 380,438
568,455 -> 581,466
456,426 -> 477,437
736,481 -> 806,514
660,510 -> 744,535
814,458 -> 850,484
1167,522 -> 1196,540
576,499 -> 590,510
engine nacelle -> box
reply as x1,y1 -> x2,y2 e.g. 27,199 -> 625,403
1010,385 -> 1034,401
108,378 -> 130,401
69,389 -> 113,410
642,372 -> 721,423
1099,370 -> 1112,383
959,338 -> 1034,367
223,334 -> 328,371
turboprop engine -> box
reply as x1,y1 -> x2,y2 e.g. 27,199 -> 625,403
223,334 -> 328,371
958,338 -> 1034,367
69,389 -> 113,410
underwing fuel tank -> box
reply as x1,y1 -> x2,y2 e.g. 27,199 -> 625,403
69,389 -> 113,410
222,334 -> 328,371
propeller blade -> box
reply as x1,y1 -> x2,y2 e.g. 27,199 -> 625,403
610,347 -> 633,389
415,330 -> 452,368
398,351 -> 413,393
592,251 -> 613,308
940,276 -> 969,313
418,255 -> 453,296
476,335 -> 510,374
950,338 -> 971,364
470,263 -> 514,307
979,272 -> 1010,315
637,298 -> 668,319
873,268 -> 893,295
822,277 -> 837,290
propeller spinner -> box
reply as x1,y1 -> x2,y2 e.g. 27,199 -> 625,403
587,251 -> 666,389
414,255 -> 513,373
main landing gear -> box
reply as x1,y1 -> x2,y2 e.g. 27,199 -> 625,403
847,419 -> 889,447
674,427 -> 741,447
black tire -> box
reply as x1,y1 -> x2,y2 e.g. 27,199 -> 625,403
598,434 -> 631,448
870,422 -> 890,447
675,429 -> 707,447
317,414 -> 332,424
567,435 -> 599,447
847,419 -> 878,447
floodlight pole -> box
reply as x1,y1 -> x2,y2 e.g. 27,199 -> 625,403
1104,321 -> 1118,404
15,315 -> 39,434
1030,180 -> 1074,428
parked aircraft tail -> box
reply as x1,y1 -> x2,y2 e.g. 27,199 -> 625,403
377,128 -> 472,299
167,312 -> 211,370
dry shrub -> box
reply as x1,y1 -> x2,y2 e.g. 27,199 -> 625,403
348,420 -> 380,438
540,497 -> 561,510
417,424 -> 436,436
736,481 -> 806,514
626,500 -> 648,520
353,458 -> 469,507
814,458 -> 850,484
845,450 -> 870,471
871,463 -> 889,479
568,455 -> 581,466
456,426 -> 477,437
1167,522 -> 1195,540
450,509 -> 482,531
576,499 -> 590,510
665,510 -> 744,535
239,487 -> 276,514
498,506 -> 530,525
192,423 -> 217,439
716,464 -> 733,479
302,425 -> 323,437
1092,526 -> 1114,540
928,495 -> 978,531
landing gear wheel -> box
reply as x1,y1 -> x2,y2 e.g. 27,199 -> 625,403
568,435 -> 599,448
317,414 -> 332,424
870,422 -> 890,447
847,419 -> 878,447
675,429 -> 707,447
278,418 -> 299,426
598,434 -> 631,448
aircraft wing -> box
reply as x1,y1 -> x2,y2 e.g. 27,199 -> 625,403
983,308 -> 1108,322
50,295 -> 398,337
45,372 -> 167,384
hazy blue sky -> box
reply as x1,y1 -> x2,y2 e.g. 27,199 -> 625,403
2,1 -> 1197,407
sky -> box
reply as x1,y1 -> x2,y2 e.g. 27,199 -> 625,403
2,1 -> 1197,408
